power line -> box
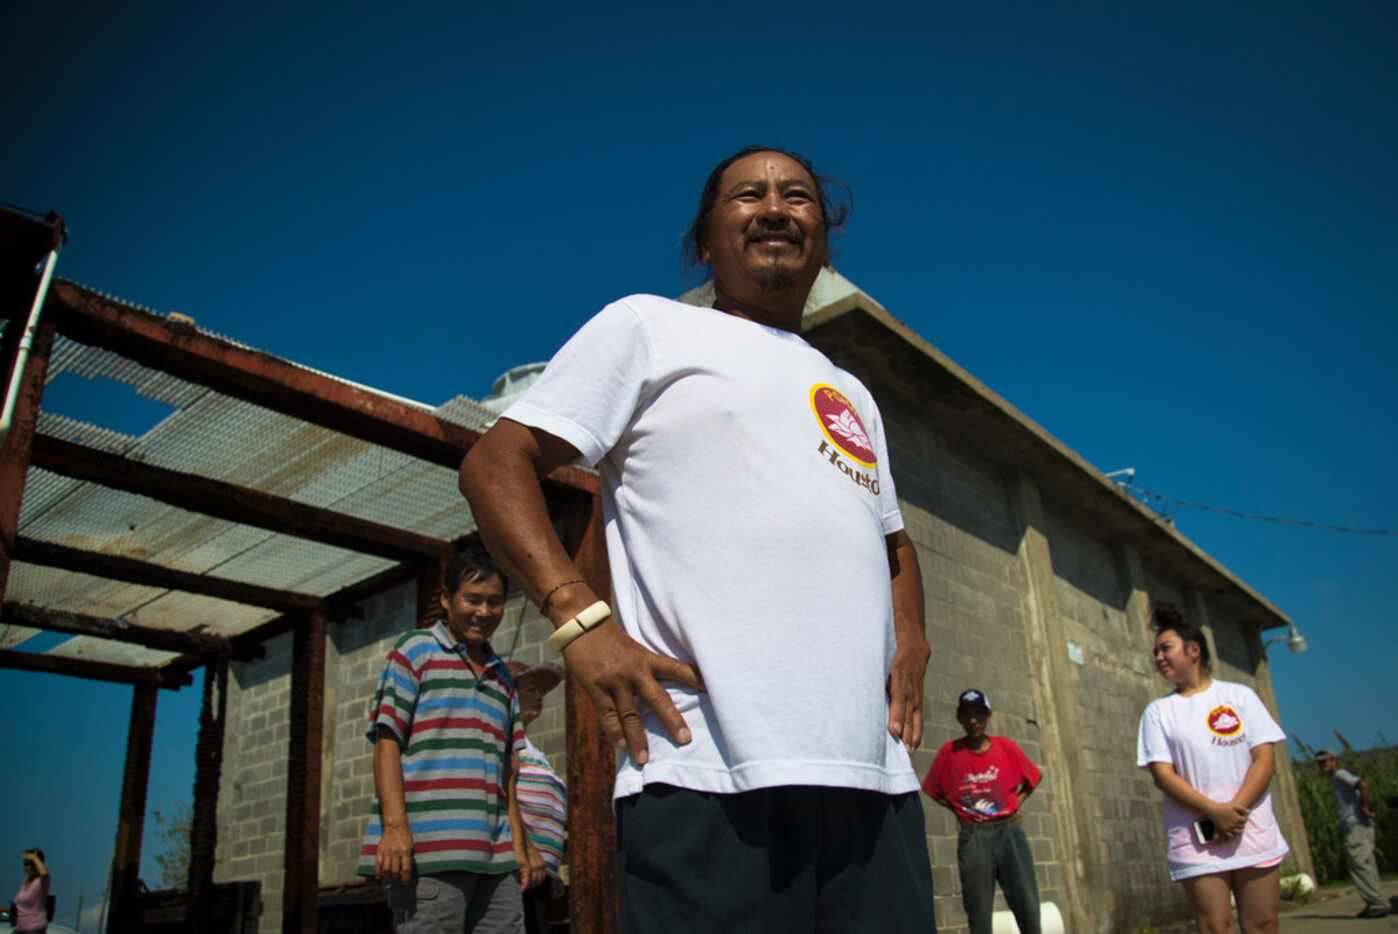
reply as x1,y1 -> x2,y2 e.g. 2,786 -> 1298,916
1121,484 -> 1398,537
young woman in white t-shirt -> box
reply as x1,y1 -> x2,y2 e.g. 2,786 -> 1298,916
1136,604 -> 1288,934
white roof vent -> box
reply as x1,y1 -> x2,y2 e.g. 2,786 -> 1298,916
479,362 -> 548,414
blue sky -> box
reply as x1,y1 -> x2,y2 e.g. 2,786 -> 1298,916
2,0 -> 1395,917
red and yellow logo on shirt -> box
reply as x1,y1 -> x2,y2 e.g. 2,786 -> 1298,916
810,384 -> 877,468
1207,705 -> 1243,738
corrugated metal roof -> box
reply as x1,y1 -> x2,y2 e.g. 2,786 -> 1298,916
7,294 -> 503,669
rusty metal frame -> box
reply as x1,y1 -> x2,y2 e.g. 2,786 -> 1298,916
107,682 -> 159,933
283,610 -> 327,934
0,645 -> 192,688
561,493 -> 617,934
2,601 -> 249,658
188,652 -> 229,928
0,212 -> 614,934
14,535 -> 330,615
45,281 -> 598,495
0,314 -> 53,599
32,433 -> 455,563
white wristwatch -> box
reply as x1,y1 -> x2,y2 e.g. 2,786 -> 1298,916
546,600 -> 612,655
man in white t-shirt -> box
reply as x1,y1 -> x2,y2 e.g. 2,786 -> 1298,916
460,145 -> 935,933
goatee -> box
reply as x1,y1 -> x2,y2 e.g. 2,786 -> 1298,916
755,264 -> 792,291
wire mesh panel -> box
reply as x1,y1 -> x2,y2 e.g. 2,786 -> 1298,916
7,292 -> 529,668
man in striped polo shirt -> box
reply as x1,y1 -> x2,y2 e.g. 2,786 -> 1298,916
359,544 -> 544,933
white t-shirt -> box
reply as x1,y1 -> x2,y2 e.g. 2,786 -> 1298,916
1136,679 -> 1289,880
504,294 -> 918,798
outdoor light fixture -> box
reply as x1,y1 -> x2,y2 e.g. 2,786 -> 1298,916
1264,624 -> 1308,655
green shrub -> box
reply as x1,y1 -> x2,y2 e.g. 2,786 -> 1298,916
1295,749 -> 1398,883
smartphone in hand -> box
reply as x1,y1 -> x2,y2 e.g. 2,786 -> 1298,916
1192,818 -> 1217,846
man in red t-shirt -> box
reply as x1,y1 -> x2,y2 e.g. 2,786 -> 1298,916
923,689 -> 1042,934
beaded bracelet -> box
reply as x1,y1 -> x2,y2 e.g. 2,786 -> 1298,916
540,578 -> 586,615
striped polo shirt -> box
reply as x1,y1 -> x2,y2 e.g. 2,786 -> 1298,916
516,736 -> 567,873
357,621 -> 526,877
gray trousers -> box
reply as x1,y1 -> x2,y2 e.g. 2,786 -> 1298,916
1345,823 -> 1384,909
957,817 -> 1040,934
388,871 -> 524,934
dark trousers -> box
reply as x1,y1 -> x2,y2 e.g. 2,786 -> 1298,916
617,783 -> 936,934
523,882 -> 551,934
957,817 -> 1040,934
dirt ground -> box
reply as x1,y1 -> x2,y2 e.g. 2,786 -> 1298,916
1147,877 -> 1398,933
1277,877 -> 1398,932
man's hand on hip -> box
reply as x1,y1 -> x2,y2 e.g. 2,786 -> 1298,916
886,635 -> 930,751
563,619 -> 703,765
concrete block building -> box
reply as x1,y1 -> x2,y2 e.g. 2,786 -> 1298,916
210,271 -> 1311,933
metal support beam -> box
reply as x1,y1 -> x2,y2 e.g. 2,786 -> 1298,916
14,536 -> 327,615
32,433 -> 453,564
188,654 -> 229,927
562,493 -> 617,934
417,558 -> 444,628
167,556 -> 421,672
283,610 -> 326,934
0,318 -> 54,602
1,601 -> 251,658
46,281 -> 597,495
108,682 -> 158,933
0,646 -> 191,688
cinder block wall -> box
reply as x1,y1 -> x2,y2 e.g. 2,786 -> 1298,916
1044,512 -> 1180,930
867,379 -> 1305,931
212,631 -> 292,932
882,405 -> 1068,934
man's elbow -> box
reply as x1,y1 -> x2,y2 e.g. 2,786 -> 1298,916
459,443 -> 487,503
459,430 -> 508,504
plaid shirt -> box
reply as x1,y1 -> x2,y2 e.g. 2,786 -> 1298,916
357,621 -> 525,876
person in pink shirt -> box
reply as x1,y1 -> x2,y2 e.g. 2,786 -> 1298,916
1136,604 -> 1287,934
13,848 -> 50,934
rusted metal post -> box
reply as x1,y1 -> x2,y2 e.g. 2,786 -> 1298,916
108,682 -> 159,933
0,317 -> 54,602
283,610 -> 327,934
417,557 -> 444,628
562,493 -> 617,934
188,654 -> 229,925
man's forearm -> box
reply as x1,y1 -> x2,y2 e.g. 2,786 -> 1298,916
888,531 -> 925,648
374,735 -> 410,828
1231,744 -> 1276,810
507,758 -> 528,852
460,427 -> 597,622
1150,763 -> 1224,815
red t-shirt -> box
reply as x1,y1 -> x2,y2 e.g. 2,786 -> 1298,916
922,735 -> 1042,823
